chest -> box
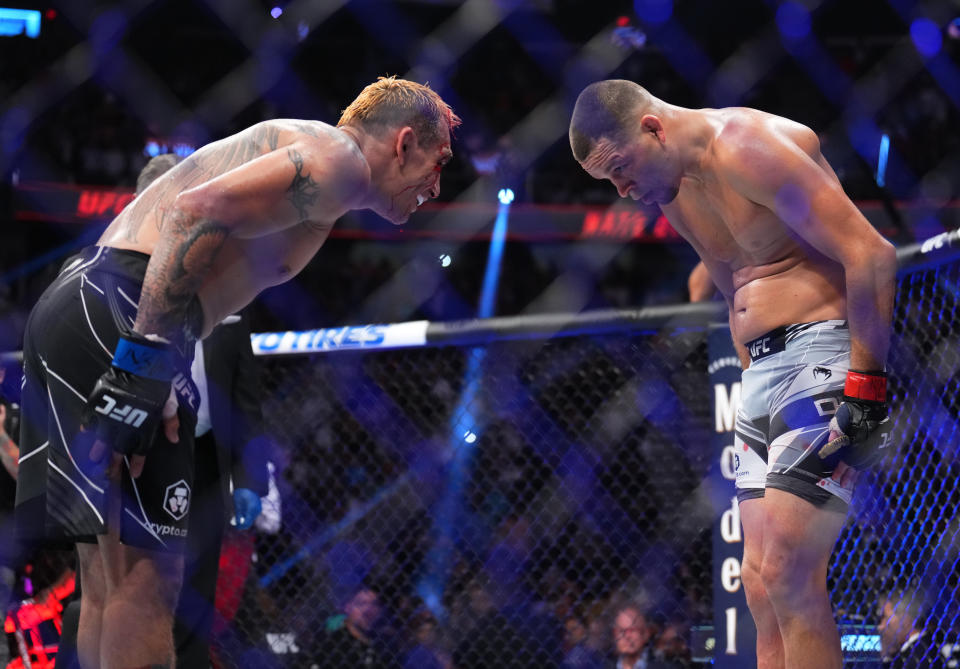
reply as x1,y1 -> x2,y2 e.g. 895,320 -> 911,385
217,223 -> 329,287
670,179 -> 790,264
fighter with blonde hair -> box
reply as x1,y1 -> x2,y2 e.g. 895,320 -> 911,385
16,76 -> 458,668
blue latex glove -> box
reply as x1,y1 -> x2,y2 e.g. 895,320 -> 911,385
232,488 -> 262,530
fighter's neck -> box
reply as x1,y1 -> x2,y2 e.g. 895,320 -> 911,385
671,107 -> 722,185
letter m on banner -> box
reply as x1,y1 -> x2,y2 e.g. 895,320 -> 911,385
715,382 -> 741,433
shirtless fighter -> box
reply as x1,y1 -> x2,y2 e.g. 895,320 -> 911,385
15,76 -> 458,668
569,80 -> 895,669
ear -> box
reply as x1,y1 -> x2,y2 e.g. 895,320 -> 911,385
394,126 -> 417,166
640,114 -> 665,143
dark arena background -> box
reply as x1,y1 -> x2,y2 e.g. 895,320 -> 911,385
2,1 -> 960,668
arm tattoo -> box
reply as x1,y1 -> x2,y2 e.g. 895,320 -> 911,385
135,209 -> 228,342
286,148 -> 322,221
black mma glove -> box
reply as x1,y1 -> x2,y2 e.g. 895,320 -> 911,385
818,369 -> 893,469
84,332 -> 176,458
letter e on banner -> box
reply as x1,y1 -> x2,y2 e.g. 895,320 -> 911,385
721,558 -> 741,593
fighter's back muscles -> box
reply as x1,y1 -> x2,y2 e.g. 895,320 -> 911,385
100,120 -> 369,342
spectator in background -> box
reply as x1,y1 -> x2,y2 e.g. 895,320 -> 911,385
878,589 -> 959,668
314,586 -> 399,668
611,605 -> 654,669
0,362 -> 19,481
651,620 -> 692,668
403,608 -> 450,669
453,578 -> 526,669
0,361 -> 20,612
563,612 -> 606,669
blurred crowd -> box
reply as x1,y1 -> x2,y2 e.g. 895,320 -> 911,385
3,3 -> 959,206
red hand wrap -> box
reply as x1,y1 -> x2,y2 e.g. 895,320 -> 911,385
844,370 -> 887,402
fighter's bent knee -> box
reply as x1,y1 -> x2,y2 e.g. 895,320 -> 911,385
740,558 -> 765,600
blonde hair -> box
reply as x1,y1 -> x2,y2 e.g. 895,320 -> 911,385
338,76 -> 461,146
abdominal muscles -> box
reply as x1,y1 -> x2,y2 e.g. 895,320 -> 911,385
731,253 -> 846,343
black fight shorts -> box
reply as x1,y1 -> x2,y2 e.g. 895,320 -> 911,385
15,246 -> 201,553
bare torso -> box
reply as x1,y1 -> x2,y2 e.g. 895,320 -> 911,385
98,120 -> 353,336
661,108 -> 846,344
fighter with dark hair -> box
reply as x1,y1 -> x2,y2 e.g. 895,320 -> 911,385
571,80 -> 895,669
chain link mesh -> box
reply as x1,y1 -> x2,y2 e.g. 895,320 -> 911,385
212,257 -> 959,668
830,257 -> 960,666
222,330 -> 711,667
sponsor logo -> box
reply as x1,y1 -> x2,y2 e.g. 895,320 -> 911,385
76,189 -> 135,218
173,372 -> 200,414
94,393 -> 149,427
919,230 -> 960,255
748,337 -> 771,358
163,479 -> 191,521
252,325 -> 387,353
148,522 -> 188,538
812,366 -> 832,381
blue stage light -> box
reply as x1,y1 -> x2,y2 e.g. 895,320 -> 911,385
271,7 -> 283,19
634,0 -> 672,26
0,8 -> 41,38
497,188 -> 514,205
910,18 -> 942,58
876,133 -> 890,187
776,2 -> 811,41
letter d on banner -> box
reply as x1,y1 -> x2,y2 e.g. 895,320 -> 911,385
708,324 -> 756,667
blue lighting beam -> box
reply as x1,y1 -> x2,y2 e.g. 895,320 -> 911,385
876,133 -> 889,188
416,189 -> 514,617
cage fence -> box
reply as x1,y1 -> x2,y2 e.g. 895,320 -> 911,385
213,247 -> 960,668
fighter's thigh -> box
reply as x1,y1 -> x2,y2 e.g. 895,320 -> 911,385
77,542 -> 106,608
739,497 -> 767,592
102,540 -> 184,613
760,488 -> 846,584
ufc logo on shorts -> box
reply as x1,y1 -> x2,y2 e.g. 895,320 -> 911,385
748,337 -> 771,358
94,394 -> 148,427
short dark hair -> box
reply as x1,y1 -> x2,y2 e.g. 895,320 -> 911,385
569,79 -> 658,163
136,153 -> 181,195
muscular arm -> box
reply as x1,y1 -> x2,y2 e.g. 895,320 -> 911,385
687,261 -> 717,302
134,139 -> 366,340
723,130 -> 897,371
